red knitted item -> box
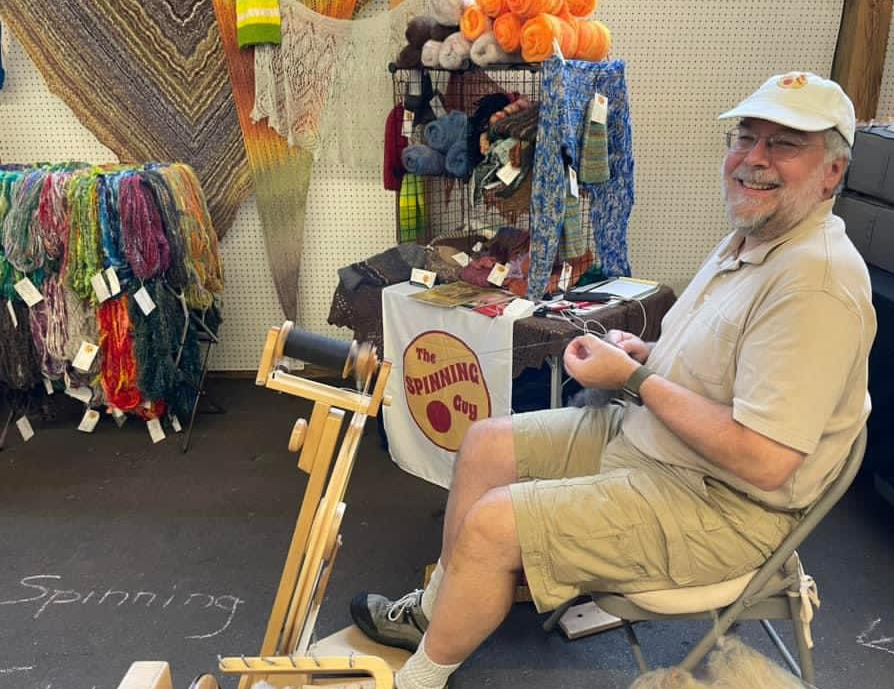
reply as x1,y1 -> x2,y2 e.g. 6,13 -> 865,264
383,104 -> 409,192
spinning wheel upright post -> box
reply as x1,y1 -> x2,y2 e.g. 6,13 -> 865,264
243,321 -> 393,688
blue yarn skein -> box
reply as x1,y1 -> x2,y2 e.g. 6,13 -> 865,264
401,145 -> 446,176
424,111 -> 468,153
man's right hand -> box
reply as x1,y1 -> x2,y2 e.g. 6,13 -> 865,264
605,330 -> 652,364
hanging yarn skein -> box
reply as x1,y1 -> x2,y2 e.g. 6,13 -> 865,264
97,294 -> 144,412
119,172 -> 171,281
1,170 -> 47,273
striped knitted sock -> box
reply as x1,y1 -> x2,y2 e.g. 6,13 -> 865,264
579,118 -> 609,184
235,0 -> 282,47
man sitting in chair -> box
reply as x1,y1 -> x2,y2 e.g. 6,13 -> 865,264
350,72 -> 876,689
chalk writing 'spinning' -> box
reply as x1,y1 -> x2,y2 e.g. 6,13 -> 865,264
0,666 -> 33,674
857,618 -> 894,656
0,574 -> 245,639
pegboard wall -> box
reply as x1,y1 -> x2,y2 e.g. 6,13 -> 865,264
1,0 -> 880,371
877,15 -> 894,120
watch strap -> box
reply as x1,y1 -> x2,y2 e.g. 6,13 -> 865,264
623,364 -> 655,398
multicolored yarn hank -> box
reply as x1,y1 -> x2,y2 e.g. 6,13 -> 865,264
0,1 -> 252,238
97,294 -> 143,412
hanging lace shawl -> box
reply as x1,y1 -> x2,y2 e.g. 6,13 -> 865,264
253,0 -> 425,168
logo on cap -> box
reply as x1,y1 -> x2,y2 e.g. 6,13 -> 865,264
403,331 -> 492,451
777,73 -> 808,90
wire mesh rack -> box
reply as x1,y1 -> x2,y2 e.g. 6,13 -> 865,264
390,64 -> 594,288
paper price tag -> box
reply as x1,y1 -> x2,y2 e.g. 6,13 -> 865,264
72,341 -> 100,373
6,300 -> 18,328
43,378 -> 55,395
105,267 -> 122,296
451,251 -> 470,267
170,415 -> 182,433
496,162 -> 522,186
401,109 -> 415,138
487,263 -> 509,287
78,409 -> 101,433
430,94 -> 447,119
147,418 -> 166,444
472,241 -> 484,253
559,262 -> 573,293
91,272 -> 112,303
134,286 -> 156,315
410,268 -> 437,289
16,416 -> 34,442
568,167 -> 580,198
65,386 -> 94,404
13,277 -> 43,307
110,406 -> 127,428
590,92 -> 608,124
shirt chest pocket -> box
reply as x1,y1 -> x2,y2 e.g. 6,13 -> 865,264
679,303 -> 739,386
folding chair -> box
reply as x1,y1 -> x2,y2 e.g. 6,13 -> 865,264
545,427 -> 867,686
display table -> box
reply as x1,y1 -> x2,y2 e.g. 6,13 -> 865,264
375,281 -> 676,487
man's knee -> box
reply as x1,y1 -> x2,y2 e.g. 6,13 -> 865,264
453,487 -> 522,569
453,417 -> 516,481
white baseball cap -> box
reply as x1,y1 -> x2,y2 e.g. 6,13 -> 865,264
718,72 -> 855,146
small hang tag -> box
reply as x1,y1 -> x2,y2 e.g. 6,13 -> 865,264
472,241 -> 484,253
6,300 -> 18,328
147,418 -> 166,444
65,386 -> 94,404
589,92 -> 608,125
16,416 -> 35,442
91,272 -> 112,303
401,109 -> 415,138
568,167 -> 580,198
430,94 -> 447,120
105,267 -> 121,296
170,415 -> 182,433
72,341 -> 100,373
558,262 -> 573,293
408,76 -> 422,96
451,251 -> 470,267
43,378 -> 55,395
410,268 -> 437,289
487,263 -> 509,287
134,286 -> 156,315
496,162 -> 522,186
110,406 -> 127,428
13,277 -> 43,307
78,409 -> 101,433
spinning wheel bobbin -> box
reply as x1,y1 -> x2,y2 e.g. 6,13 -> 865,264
273,321 -> 379,389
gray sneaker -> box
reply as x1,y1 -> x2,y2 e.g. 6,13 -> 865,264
350,589 -> 429,652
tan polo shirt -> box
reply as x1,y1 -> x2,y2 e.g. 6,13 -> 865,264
622,199 -> 876,509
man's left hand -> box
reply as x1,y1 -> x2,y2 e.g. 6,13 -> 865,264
562,333 -> 641,389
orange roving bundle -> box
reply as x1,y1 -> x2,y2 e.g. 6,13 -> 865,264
575,19 -> 611,61
478,0 -> 507,19
565,0 -> 597,17
461,5 -> 492,41
521,13 -> 577,62
506,0 -> 563,20
493,12 -> 524,51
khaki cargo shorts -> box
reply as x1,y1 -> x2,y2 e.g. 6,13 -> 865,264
509,405 -> 799,612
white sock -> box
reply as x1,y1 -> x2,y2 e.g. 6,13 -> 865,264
421,561 -> 445,621
395,634 -> 461,689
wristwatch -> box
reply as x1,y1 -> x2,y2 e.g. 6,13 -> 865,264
621,365 -> 655,406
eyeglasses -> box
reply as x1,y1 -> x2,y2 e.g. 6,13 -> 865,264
724,128 -> 820,161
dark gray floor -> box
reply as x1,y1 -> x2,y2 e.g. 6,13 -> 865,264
0,377 -> 892,689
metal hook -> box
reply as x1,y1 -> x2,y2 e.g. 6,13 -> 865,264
348,651 -> 356,668
217,655 -> 227,669
262,656 -> 277,666
288,654 -> 298,668
308,649 -> 321,667
240,654 -> 249,668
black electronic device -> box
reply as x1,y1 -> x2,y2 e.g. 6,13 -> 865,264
563,291 -> 615,302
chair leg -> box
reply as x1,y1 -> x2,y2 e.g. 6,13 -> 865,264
622,621 -> 649,674
760,620 -> 802,677
786,590 -> 817,686
678,610 -> 734,673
